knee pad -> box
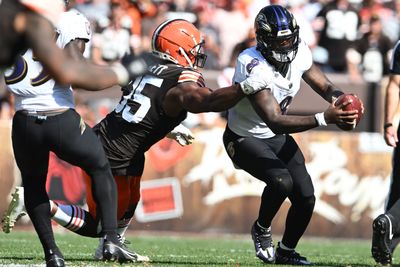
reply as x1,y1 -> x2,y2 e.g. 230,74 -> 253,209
268,171 -> 293,197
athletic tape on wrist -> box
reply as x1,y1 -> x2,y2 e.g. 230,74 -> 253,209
111,64 -> 129,86
314,112 -> 327,126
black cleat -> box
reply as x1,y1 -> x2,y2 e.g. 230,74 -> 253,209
275,243 -> 312,265
103,237 -> 138,263
250,221 -> 275,263
46,254 -> 65,267
372,214 -> 393,265
94,235 -> 150,262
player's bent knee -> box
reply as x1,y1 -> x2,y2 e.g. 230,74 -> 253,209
268,172 -> 293,197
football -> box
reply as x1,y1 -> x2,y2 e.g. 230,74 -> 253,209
334,93 -> 364,131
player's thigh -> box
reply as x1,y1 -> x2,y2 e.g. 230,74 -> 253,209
51,110 -> 109,170
84,172 -> 138,220
282,135 -> 314,198
11,112 -> 49,177
223,129 -> 288,182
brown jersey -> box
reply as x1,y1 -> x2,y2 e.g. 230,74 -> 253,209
94,63 -> 205,175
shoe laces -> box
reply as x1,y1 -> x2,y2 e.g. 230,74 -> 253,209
255,228 -> 273,249
282,250 -> 307,262
117,235 -> 131,249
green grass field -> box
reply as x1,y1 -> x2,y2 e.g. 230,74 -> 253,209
0,230 -> 393,266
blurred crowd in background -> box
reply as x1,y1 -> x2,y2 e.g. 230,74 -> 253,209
1,0 -> 400,130
71,0 -> 399,73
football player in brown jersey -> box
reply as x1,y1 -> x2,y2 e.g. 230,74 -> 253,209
2,19 -> 271,262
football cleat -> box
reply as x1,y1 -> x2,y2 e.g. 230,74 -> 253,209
275,243 -> 312,265
46,254 -> 65,267
251,221 -> 275,263
2,186 -> 27,233
95,235 -> 150,262
102,235 -> 150,263
45,249 -> 65,267
372,214 -> 393,265
94,237 -> 105,260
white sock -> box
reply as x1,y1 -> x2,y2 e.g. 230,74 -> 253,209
117,217 -> 133,236
51,203 -> 85,231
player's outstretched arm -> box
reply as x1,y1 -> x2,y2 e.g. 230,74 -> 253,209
178,83 -> 245,113
23,14 -> 120,90
177,70 -> 270,113
247,89 -> 358,134
24,13 -> 150,90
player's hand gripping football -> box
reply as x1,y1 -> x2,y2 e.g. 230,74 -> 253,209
166,124 -> 195,146
323,97 -> 360,128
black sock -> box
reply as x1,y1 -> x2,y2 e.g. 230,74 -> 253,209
88,164 -> 118,237
25,200 -> 60,259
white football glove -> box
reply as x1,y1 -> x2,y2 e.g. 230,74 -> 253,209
166,124 -> 194,146
239,65 -> 271,95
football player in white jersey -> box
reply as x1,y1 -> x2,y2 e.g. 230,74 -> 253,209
0,0 -> 153,90
3,4 -> 139,266
223,5 -> 361,265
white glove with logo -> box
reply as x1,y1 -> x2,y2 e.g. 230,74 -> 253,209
166,124 -> 195,146
239,65 -> 271,95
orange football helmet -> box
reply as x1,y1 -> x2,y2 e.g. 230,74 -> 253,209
151,19 -> 207,68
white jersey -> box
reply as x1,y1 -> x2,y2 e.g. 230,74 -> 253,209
227,40 -> 313,139
4,9 -> 91,111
